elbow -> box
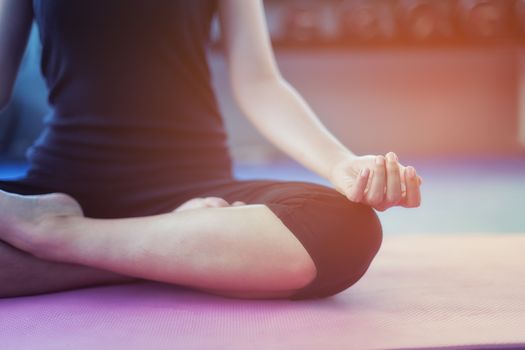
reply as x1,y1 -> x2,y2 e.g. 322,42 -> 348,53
230,62 -> 283,96
231,72 -> 284,108
232,69 -> 283,89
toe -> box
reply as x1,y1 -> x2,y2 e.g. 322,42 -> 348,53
203,197 -> 230,208
173,198 -> 206,212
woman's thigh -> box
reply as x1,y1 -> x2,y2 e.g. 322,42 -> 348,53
171,179 -> 384,300
1,177 -> 383,300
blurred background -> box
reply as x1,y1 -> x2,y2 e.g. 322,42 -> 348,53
1,0 -> 524,233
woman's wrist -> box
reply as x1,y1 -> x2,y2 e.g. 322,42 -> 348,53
324,149 -> 358,181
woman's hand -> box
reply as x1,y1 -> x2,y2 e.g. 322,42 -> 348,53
329,152 -> 422,211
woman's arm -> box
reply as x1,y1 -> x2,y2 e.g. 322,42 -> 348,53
0,0 -> 33,110
218,0 -> 353,181
218,0 -> 421,211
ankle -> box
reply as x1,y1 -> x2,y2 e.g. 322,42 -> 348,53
30,215 -> 78,260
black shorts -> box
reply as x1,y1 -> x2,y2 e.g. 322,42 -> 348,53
0,176 -> 382,300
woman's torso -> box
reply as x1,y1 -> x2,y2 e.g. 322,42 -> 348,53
26,0 -> 233,196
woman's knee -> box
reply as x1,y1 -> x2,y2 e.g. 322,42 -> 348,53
269,186 -> 383,300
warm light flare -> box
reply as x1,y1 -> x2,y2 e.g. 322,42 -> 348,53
458,0 -> 513,39
400,0 -> 453,42
283,4 -> 324,44
339,0 -> 390,41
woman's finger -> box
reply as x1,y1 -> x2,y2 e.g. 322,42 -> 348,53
398,167 -> 423,193
232,201 -> 246,206
346,167 -> 370,202
365,156 -> 386,207
385,152 -> 402,207
400,166 -> 421,208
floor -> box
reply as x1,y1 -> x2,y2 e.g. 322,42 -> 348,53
1,155 -> 524,234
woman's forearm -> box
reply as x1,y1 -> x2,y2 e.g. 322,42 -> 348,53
0,0 -> 33,110
233,76 -> 355,180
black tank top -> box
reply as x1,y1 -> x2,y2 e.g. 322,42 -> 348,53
27,0 -> 233,193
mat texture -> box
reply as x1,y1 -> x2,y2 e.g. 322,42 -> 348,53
1,234 -> 524,350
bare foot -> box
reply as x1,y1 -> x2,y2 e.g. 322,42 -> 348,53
0,191 -> 246,254
173,197 -> 246,212
0,190 -> 83,253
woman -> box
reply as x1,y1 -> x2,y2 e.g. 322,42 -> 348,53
0,0 -> 421,300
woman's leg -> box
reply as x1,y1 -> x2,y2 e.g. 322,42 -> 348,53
0,181 -> 137,297
0,191 -> 318,299
1,178 -> 382,300
0,195 -> 245,298
0,240 -> 134,298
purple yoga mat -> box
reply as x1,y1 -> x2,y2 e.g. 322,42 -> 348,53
1,234 -> 524,350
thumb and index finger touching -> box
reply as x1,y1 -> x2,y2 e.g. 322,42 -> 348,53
344,153 -> 422,209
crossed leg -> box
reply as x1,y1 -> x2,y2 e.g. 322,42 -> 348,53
0,190 -> 317,299
0,241 -> 134,298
